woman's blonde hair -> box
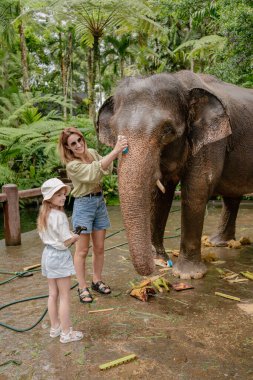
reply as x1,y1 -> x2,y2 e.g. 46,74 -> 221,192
58,127 -> 87,164
37,200 -> 64,232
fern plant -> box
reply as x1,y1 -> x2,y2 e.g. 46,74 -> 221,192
0,90 -> 112,191
102,174 -> 119,201
0,122 -> 95,189
0,92 -> 70,128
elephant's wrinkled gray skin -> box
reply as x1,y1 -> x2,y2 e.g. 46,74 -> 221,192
97,71 -> 253,279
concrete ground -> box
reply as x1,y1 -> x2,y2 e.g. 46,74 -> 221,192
0,204 -> 253,380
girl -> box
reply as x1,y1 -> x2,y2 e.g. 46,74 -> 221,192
37,177 -> 83,343
58,127 -> 128,304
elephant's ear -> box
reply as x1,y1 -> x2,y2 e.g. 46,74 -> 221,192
96,96 -> 116,147
188,88 -> 232,156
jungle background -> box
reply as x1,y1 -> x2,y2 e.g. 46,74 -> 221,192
0,0 -> 252,203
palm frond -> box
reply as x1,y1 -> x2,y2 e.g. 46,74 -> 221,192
174,35 -> 226,55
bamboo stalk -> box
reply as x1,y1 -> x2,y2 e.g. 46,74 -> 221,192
23,264 -> 41,271
215,292 -> 240,301
240,271 -> 253,280
88,308 -> 114,314
99,354 -> 137,370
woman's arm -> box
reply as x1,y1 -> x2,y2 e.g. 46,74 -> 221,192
100,136 -> 128,170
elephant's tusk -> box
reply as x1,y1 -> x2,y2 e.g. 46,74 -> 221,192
156,179 -> 165,193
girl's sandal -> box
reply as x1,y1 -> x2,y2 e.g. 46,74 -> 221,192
78,287 -> 93,303
60,328 -> 83,344
91,280 -> 111,295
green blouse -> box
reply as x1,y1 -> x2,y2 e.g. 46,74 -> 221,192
66,149 -> 113,197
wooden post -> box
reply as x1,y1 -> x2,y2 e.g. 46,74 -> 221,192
2,184 -> 21,246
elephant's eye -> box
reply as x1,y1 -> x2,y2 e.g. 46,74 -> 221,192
161,121 -> 176,145
164,122 -> 175,135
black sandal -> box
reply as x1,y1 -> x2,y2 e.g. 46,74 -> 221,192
91,281 -> 111,295
78,287 -> 93,303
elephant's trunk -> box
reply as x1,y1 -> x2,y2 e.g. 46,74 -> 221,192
118,138 -> 159,276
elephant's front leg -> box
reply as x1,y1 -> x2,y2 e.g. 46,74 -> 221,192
172,187 -> 208,279
150,180 -> 177,260
209,196 -> 241,246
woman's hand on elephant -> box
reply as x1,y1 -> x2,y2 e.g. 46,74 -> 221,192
114,135 -> 128,155
99,135 -> 128,170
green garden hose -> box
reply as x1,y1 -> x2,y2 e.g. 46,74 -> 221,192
0,296 -> 49,332
0,228 -> 126,332
0,227 -> 181,332
0,283 -> 78,332
0,269 -> 39,286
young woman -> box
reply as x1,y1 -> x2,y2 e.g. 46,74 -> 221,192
58,127 -> 128,304
37,177 -> 83,343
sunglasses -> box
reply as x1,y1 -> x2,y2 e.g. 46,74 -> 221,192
68,137 -> 83,148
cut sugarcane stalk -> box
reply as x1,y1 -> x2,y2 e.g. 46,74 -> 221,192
99,354 -> 137,370
88,308 -> 114,314
240,271 -> 253,280
215,292 -> 240,301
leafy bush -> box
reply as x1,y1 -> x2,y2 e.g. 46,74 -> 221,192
102,174 -> 119,203
0,92 -> 96,189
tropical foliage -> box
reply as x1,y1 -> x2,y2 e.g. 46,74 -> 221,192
0,0 -> 252,200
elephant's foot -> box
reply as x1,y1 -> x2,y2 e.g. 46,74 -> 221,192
208,233 -> 235,247
172,256 -> 207,279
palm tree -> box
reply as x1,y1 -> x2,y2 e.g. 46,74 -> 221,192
174,34 -> 226,72
167,0 -> 220,72
0,49 -> 21,95
0,0 -> 31,92
55,0 -> 163,125
48,22 -> 75,119
0,1 -> 22,93
102,35 -> 133,78
0,0 -> 56,93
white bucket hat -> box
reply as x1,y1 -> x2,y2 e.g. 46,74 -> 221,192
41,178 -> 71,201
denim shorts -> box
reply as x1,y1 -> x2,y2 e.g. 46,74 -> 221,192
72,194 -> 110,234
41,245 -> 75,279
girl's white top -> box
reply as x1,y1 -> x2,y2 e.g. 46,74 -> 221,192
39,209 -> 73,250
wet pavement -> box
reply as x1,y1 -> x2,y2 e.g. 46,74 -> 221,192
0,202 -> 253,380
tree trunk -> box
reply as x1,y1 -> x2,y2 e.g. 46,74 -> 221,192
87,48 -> 94,122
189,17 -> 194,72
64,31 -> 73,120
69,54 -> 73,117
59,32 -> 65,117
87,35 -> 100,127
190,59 -> 194,72
18,21 -> 29,92
59,31 -> 73,120
120,58 -> 124,78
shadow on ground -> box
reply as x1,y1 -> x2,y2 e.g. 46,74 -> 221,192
0,203 -> 253,380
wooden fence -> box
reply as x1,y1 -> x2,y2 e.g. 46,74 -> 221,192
0,184 -> 179,246
0,184 -> 252,247
0,184 -> 42,246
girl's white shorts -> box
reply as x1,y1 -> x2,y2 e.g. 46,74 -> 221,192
41,245 -> 75,279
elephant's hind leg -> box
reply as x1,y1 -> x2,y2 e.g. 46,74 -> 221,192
209,196 -> 241,246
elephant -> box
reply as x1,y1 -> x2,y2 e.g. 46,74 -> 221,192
97,70 -> 253,279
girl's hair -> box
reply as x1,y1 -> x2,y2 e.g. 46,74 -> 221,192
58,127 -> 87,164
37,201 -> 64,232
